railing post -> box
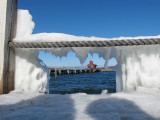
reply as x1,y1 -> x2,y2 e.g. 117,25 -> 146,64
0,0 -> 17,94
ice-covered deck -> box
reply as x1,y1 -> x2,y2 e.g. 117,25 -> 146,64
0,89 -> 160,120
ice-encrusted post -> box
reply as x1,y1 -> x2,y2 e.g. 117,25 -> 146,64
0,0 -> 17,94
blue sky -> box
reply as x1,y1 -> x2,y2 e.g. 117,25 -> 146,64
18,0 -> 160,68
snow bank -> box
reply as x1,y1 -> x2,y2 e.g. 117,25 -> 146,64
13,9 -> 160,93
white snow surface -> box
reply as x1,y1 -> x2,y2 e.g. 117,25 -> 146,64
0,90 -> 160,120
13,10 -> 160,93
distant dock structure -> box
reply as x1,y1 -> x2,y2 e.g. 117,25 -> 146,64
48,61 -> 116,78
48,67 -> 116,77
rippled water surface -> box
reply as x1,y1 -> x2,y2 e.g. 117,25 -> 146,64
49,72 -> 116,94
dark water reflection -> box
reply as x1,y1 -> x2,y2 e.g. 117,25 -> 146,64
49,72 -> 116,94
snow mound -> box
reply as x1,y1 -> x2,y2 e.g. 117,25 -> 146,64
101,89 -> 108,94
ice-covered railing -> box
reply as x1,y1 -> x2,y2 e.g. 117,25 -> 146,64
8,38 -> 160,48
9,10 -> 160,48
10,10 -> 160,94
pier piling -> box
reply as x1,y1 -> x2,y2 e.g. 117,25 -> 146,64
54,68 -> 57,79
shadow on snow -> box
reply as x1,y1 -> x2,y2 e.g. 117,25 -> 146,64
86,97 -> 155,120
0,94 -> 157,120
0,94 -> 75,120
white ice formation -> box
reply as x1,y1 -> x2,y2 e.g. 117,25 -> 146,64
13,10 -> 160,93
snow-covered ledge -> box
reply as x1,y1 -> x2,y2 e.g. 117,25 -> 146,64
13,10 -> 160,93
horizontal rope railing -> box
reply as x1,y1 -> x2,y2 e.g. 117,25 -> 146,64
8,38 -> 160,48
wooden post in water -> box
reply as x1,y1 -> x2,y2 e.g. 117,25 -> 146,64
93,69 -> 96,72
74,69 -> 76,74
49,69 -> 51,75
54,68 -> 57,79
59,69 -> 61,75
67,70 -> 70,74
0,0 -> 17,94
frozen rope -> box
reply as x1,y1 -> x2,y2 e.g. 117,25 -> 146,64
8,38 -> 160,48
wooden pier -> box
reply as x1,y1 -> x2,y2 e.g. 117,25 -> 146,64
49,69 -> 97,75
48,67 -> 116,77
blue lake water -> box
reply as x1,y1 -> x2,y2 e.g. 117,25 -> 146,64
49,72 -> 116,94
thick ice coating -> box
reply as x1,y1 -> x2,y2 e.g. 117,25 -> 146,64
15,49 -> 49,93
13,10 -> 160,93
111,46 -> 160,92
